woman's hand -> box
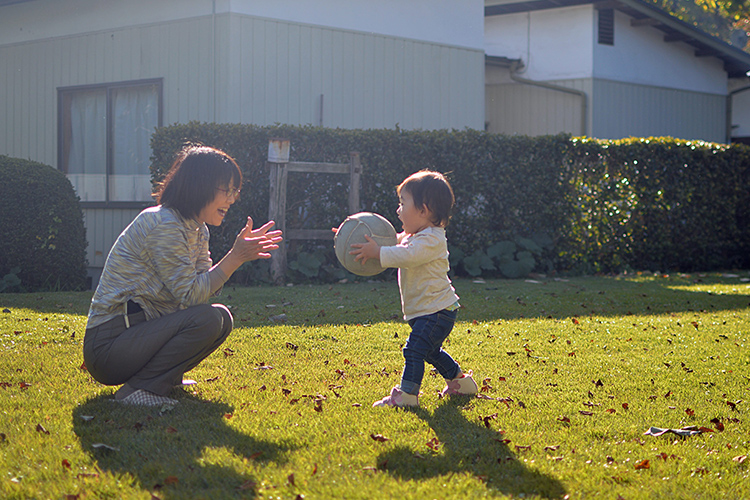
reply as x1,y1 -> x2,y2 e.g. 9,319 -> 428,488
232,217 -> 283,262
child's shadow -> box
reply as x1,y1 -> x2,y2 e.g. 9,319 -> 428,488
72,393 -> 292,499
377,399 -> 566,499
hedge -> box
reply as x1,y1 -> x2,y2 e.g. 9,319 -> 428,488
0,156 -> 88,292
150,123 -> 750,282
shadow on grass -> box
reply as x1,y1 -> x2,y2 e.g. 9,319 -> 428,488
73,391 -> 292,499
376,398 -> 566,499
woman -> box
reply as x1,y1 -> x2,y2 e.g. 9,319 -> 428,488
83,145 -> 282,406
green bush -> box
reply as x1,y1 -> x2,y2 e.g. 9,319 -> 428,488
150,124 -> 750,282
0,156 -> 88,291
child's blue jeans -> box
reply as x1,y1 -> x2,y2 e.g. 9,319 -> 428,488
399,308 -> 460,395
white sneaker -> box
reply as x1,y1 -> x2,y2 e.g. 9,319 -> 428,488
118,389 -> 178,406
372,386 -> 419,407
440,370 -> 478,397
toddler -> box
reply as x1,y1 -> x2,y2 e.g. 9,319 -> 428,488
351,170 -> 477,407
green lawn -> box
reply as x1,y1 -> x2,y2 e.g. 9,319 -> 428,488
1,273 -> 749,499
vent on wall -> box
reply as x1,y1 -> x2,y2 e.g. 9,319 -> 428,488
598,8 -> 614,45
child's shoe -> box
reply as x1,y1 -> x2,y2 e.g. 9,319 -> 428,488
440,370 -> 479,397
372,386 -> 419,407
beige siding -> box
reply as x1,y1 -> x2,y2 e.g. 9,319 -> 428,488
485,79 -> 590,136
1,12 -> 483,163
592,79 -> 726,142
223,13 -> 484,129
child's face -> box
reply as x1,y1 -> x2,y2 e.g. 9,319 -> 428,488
397,189 -> 433,234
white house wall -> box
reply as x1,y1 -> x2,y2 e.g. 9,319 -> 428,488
484,6 -> 594,80
0,0 -> 483,50
594,9 -> 726,95
485,4 -> 727,95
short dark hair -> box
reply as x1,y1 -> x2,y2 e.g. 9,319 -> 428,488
397,170 -> 455,227
157,145 -> 242,220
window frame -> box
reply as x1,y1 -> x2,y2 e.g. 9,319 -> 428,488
57,78 -> 163,209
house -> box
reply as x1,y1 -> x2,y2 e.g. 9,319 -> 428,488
0,0 -> 485,286
484,0 -> 750,143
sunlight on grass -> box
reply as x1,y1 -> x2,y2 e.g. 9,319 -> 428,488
1,274 -> 748,499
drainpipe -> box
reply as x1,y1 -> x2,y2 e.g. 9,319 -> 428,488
508,61 -> 588,137
212,0 -> 217,122
727,84 -> 750,144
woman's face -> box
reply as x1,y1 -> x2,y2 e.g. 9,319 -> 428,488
196,183 -> 240,226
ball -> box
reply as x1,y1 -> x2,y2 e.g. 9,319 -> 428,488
334,212 -> 398,276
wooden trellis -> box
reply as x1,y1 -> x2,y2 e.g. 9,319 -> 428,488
267,140 -> 361,284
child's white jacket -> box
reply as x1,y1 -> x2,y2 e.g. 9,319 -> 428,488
379,226 -> 459,321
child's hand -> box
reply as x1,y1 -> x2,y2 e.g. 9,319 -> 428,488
350,234 -> 380,265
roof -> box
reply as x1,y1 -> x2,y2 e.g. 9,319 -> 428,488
485,0 -> 750,78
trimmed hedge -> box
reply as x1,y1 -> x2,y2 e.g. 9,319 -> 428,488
0,156 -> 88,291
150,123 -> 750,282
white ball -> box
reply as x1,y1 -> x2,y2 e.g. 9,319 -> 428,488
334,212 -> 398,276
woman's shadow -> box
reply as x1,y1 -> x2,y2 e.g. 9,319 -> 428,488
72,391 -> 292,499
376,398 -> 566,499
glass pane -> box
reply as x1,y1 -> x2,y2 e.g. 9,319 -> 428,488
111,84 -> 159,202
63,89 -> 107,201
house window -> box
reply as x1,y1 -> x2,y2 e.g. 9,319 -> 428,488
59,79 -> 162,204
598,8 -> 614,45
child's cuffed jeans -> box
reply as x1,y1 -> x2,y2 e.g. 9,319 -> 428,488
399,308 -> 460,395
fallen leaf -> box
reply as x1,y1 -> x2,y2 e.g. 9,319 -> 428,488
370,433 -> 389,442
733,455 -> 747,464
711,418 -> 725,432
557,416 -> 571,423
287,473 -> 295,486
36,424 -> 50,435
634,459 -> 650,470
685,408 -> 695,417
62,459 -> 71,469
579,411 -> 594,416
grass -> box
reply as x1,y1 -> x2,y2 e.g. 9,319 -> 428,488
1,272 -> 749,499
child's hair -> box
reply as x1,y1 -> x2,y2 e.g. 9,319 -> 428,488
397,170 -> 455,227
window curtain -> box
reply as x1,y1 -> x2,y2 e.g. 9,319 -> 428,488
66,90 -> 107,201
111,85 -> 158,202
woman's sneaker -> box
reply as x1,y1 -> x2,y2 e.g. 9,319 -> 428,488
118,389 -> 178,406
373,386 -> 419,407
440,370 -> 478,397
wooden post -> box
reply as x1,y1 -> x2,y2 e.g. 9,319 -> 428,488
268,162 -> 288,285
266,140 -> 361,284
348,152 -> 361,214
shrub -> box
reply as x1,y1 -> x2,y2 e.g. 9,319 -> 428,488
150,124 -> 750,282
0,156 -> 87,291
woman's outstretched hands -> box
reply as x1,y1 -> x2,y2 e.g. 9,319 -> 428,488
232,217 -> 283,262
